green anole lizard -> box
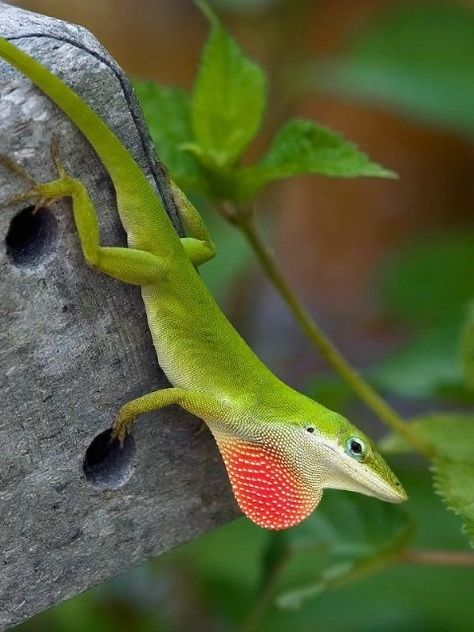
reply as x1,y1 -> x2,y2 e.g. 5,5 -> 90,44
0,37 -> 406,530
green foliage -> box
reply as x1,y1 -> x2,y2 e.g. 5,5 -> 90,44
379,232 -> 474,329
381,413 -> 474,546
374,232 -> 474,545
368,232 -> 474,402
371,324 -> 465,401
381,413 -> 474,458
316,4 -> 474,135
460,302 -> 474,390
310,228 -> 474,548
307,232 -> 474,404
198,204 -> 252,301
211,0 -> 282,13
434,460 -> 474,545
238,119 -> 396,199
305,373 -> 354,412
132,81 -> 207,193
134,2 -> 393,206
191,1 -> 266,169
261,493 -> 413,610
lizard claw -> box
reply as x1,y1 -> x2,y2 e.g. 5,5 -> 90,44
110,423 -> 128,448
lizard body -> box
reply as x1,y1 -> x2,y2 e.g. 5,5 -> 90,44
0,37 -> 406,530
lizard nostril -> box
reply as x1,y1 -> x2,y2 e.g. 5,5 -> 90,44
83,429 -> 135,490
5,205 -> 57,267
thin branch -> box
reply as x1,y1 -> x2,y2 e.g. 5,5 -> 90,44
401,549 -> 474,567
242,554 -> 290,632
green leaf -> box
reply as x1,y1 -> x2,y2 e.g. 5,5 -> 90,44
133,80 -> 208,193
371,232 -> 474,401
192,1 -> 266,168
371,324 -> 465,401
434,459 -> 474,546
369,232 -> 474,401
460,302 -> 474,390
237,119 -> 396,200
381,413 -> 474,458
199,204 -> 253,302
379,232 -> 474,329
261,493 -> 413,610
316,4 -> 474,136
381,413 -> 474,547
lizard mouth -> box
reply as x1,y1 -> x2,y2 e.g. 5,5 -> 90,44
323,443 -> 408,503
344,454 -> 408,503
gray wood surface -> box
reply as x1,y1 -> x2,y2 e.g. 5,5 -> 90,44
0,3 -> 237,629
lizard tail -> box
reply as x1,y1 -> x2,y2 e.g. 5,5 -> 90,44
0,36 -> 177,250
0,37 -> 144,191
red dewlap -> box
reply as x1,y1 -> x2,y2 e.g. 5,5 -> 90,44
217,438 -> 320,530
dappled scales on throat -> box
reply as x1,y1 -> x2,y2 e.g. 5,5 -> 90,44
214,435 -> 322,530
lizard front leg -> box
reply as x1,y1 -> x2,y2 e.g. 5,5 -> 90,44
112,387 -> 223,442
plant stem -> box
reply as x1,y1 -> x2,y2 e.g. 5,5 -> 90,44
235,213 -> 433,458
242,554 -> 290,632
401,549 -> 474,567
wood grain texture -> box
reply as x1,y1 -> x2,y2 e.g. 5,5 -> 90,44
0,3 -> 237,629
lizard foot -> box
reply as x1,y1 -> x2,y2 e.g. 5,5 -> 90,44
110,419 -> 130,448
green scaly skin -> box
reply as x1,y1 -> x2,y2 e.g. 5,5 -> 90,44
0,37 -> 407,530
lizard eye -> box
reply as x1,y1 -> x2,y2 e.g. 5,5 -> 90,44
346,437 -> 366,460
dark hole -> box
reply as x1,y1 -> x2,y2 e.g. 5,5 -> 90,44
350,440 -> 362,454
5,206 -> 57,267
306,427 -> 315,433
83,429 -> 135,490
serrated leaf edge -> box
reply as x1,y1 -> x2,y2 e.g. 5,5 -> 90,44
431,457 -> 474,548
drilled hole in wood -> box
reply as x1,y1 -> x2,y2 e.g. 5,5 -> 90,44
5,206 -> 57,267
83,429 -> 135,490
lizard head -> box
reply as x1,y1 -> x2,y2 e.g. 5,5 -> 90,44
209,393 -> 406,530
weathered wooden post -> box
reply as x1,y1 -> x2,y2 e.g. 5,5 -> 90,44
0,3 -> 236,628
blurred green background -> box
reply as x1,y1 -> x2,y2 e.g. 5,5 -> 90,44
11,0 -> 474,630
